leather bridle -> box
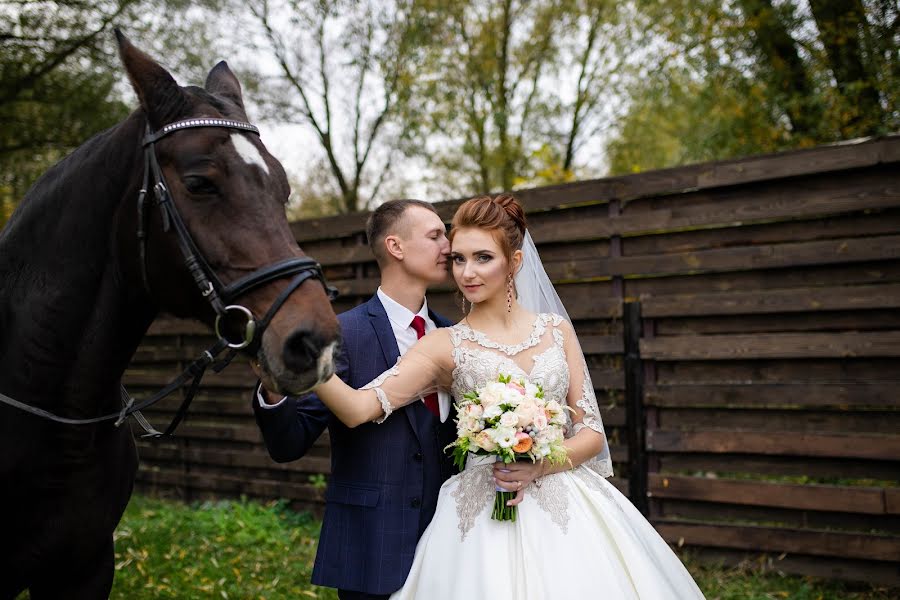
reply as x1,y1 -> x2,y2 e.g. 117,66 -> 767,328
0,117 -> 338,436
138,117 -> 337,353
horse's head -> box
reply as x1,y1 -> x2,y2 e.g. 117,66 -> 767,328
115,31 -> 340,395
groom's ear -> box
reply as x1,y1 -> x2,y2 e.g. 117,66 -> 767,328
384,235 -> 404,261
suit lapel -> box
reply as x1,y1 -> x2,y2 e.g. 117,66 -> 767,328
366,295 -> 427,442
366,296 -> 401,366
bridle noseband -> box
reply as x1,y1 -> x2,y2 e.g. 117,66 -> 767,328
138,117 -> 337,353
0,116 -> 339,436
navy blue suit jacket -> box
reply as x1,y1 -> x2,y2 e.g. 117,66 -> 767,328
253,294 -> 457,594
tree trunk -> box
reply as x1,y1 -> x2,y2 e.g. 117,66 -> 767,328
808,0 -> 884,136
738,0 -> 823,140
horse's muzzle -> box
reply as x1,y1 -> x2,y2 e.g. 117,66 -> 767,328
261,328 -> 337,394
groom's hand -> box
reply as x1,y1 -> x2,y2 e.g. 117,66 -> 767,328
492,461 -> 545,507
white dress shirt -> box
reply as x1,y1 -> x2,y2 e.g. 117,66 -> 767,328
259,287 -> 451,421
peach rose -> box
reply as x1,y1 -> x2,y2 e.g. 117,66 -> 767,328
512,432 -> 533,453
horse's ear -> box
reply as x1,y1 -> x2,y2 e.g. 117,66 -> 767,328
205,61 -> 248,120
115,28 -> 190,130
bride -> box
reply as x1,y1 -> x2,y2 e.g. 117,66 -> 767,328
314,194 -> 705,599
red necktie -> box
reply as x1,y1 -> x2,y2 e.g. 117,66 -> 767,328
410,315 -> 440,417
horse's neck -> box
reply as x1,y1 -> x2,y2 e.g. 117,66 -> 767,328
0,112 -> 156,412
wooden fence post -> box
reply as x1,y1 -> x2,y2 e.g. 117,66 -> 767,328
623,300 -> 649,515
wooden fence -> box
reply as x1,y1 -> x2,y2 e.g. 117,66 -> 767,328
127,135 -> 900,585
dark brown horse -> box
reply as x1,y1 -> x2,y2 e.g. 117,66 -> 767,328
0,32 -> 340,598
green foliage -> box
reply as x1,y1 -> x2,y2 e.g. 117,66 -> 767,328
307,473 -> 328,489
607,0 -> 899,175
409,0 -> 625,195
0,0 -> 228,227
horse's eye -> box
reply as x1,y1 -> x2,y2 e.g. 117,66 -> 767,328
183,175 -> 218,196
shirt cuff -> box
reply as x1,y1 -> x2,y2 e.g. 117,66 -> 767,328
257,384 -> 287,409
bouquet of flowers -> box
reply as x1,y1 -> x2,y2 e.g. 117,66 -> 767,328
448,373 -> 569,521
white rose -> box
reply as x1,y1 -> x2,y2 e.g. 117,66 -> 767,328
483,403 -> 504,420
465,404 -> 484,419
524,383 -> 540,398
514,399 -> 540,427
501,388 -> 523,406
499,411 -> 519,427
533,413 -> 549,430
480,383 -> 505,407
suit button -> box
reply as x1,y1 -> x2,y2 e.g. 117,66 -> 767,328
410,497 -> 421,508
413,452 -> 423,462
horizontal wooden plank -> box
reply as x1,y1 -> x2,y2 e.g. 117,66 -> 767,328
655,356 -> 900,385
626,260 -> 900,298
659,454 -> 900,482
656,499 -> 900,535
654,310 -> 900,336
136,466 -> 327,503
146,318 -> 209,336
640,331 -> 900,360
654,521 -> 900,562
610,234 -> 900,278
532,169 -> 900,243
137,444 -> 331,474
647,430 -> 900,460
648,474 -> 891,514
579,335 -> 623,354
623,207 -> 900,256
640,283 -> 900,317
657,408 -> 899,435
685,546 -> 900,586
646,383 -> 899,408
696,137 -> 898,189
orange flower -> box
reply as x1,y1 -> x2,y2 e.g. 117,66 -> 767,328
512,433 -> 533,453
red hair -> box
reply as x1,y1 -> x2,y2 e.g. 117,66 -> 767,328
449,194 -> 527,263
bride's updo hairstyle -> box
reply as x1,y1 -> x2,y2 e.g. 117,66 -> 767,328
449,194 -> 527,264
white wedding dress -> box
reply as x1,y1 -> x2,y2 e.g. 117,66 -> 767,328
371,314 -> 705,600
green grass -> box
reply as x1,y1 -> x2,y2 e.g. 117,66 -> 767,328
682,555 -> 895,600
111,496 -> 337,599
19,494 -> 893,599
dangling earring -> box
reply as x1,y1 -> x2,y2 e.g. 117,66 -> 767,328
506,273 -> 513,313
460,294 -> 468,314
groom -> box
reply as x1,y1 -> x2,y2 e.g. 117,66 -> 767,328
252,199 -> 458,600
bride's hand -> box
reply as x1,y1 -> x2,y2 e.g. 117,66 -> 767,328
492,460 -> 545,507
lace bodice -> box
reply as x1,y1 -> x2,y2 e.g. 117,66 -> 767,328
450,313 -> 569,409
361,312 -> 612,473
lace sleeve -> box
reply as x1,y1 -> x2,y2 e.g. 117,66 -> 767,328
358,329 -> 454,423
572,363 -> 604,435
362,362 -> 401,424
561,320 -> 614,478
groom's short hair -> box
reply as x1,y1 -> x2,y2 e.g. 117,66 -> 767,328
366,199 -> 439,266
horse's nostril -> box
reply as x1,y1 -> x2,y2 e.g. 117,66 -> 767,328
283,330 -> 324,373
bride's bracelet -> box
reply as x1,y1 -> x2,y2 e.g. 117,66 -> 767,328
372,388 -> 393,424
